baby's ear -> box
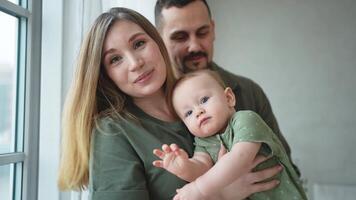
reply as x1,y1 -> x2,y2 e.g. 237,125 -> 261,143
224,87 -> 236,107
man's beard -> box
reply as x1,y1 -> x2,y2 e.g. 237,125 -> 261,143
180,51 -> 210,73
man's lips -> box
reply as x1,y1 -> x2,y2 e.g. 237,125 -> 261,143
134,69 -> 154,83
199,116 -> 211,127
187,55 -> 205,61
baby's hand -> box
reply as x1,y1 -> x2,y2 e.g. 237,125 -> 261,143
153,144 -> 189,176
173,182 -> 205,200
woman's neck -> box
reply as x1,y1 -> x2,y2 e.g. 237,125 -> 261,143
133,90 -> 177,122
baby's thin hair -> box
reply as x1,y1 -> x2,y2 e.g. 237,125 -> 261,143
168,69 -> 226,115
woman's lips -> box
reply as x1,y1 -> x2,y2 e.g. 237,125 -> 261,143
134,69 -> 154,84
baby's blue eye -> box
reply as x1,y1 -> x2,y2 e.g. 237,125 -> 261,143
184,110 -> 193,118
200,96 -> 209,104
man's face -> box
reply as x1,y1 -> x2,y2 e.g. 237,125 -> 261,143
159,0 -> 215,72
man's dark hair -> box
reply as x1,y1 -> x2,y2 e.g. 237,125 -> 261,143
154,0 -> 212,29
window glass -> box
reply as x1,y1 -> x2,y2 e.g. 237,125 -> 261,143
0,12 -> 18,154
0,164 -> 13,200
8,0 -> 20,5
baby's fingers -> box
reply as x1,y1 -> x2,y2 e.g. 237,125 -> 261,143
153,149 -> 165,159
170,143 -> 180,151
162,144 -> 173,153
152,160 -> 163,168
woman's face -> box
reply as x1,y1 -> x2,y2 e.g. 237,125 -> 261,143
102,20 -> 167,99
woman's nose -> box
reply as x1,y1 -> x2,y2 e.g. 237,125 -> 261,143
128,54 -> 144,71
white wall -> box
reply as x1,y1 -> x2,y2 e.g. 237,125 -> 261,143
208,0 -> 356,198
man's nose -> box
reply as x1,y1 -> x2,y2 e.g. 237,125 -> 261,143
188,37 -> 203,52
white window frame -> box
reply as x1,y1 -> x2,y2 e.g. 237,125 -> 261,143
0,0 -> 42,199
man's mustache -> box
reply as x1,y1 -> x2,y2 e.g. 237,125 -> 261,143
183,51 -> 208,62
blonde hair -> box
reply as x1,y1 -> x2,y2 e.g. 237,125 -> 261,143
58,7 -> 176,191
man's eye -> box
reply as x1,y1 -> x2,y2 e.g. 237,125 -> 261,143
184,110 -> 193,118
133,40 -> 145,49
171,33 -> 188,42
200,96 -> 209,104
110,55 -> 122,65
197,30 -> 208,38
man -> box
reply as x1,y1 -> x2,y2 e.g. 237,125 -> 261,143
154,0 -> 299,175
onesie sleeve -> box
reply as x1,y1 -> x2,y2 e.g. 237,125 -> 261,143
232,111 -> 286,157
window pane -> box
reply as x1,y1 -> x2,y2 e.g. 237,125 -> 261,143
0,164 -> 13,200
7,0 -> 20,5
0,163 -> 22,200
14,162 -> 22,200
0,12 -> 18,154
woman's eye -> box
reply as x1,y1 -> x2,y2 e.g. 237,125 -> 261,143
200,96 -> 209,104
184,110 -> 193,118
133,40 -> 145,49
110,55 -> 122,65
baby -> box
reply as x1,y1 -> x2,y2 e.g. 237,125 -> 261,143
153,70 -> 307,200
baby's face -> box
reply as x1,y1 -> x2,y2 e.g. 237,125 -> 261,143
172,73 -> 235,137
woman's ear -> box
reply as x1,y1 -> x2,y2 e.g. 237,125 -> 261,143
224,87 -> 236,108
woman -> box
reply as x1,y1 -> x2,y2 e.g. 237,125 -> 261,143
58,7 -> 281,199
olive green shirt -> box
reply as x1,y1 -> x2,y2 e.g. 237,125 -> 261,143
195,111 -> 307,200
89,104 -> 194,200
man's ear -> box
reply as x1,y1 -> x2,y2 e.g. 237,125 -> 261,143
211,19 -> 216,41
224,87 -> 236,107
